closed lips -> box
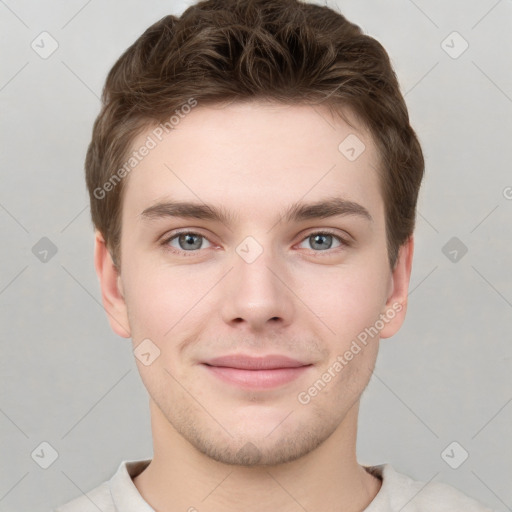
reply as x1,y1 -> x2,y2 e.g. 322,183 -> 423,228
203,354 -> 311,370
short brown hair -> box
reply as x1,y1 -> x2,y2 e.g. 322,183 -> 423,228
86,0 -> 424,271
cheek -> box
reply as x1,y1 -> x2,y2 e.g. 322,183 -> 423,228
295,260 -> 389,342
301,265 -> 386,406
124,274 -> 168,338
123,261 -> 217,341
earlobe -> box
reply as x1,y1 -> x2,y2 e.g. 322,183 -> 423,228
93,231 -> 131,338
379,236 -> 414,339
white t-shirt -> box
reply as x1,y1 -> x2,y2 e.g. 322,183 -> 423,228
54,458 -> 495,512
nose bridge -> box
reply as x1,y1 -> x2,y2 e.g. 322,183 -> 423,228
220,234 -> 294,328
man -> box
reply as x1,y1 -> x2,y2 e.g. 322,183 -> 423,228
55,0 -> 493,510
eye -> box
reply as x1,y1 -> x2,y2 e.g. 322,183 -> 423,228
297,231 -> 349,252
163,231 -> 213,253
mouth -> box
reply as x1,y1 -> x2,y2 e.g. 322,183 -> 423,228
201,354 -> 313,389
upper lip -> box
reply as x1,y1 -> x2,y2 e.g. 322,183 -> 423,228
203,354 -> 311,370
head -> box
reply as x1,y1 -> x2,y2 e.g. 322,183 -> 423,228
89,0 -> 423,466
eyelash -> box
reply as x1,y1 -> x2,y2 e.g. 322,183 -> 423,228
160,229 -> 352,257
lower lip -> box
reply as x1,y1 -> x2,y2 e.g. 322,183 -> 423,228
202,364 -> 312,389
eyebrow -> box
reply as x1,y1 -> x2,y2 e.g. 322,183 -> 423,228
139,197 -> 373,225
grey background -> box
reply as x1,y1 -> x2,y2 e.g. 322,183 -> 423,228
0,0 -> 511,511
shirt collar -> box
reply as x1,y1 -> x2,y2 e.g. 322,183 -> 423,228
110,459 -> 394,512
110,458 -> 154,512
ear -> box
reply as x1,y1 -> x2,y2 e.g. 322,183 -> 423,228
379,235 -> 414,339
93,230 -> 131,338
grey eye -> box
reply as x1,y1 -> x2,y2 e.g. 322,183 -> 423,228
298,233 -> 343,251
309,233 -> 336,250
169,233 -> 212,251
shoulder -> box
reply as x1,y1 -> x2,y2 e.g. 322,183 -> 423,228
365,464 -> 495,512
53,481 -> 113,512
52,458 -> 152,512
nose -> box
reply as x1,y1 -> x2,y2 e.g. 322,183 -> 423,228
220,240 -> 295,331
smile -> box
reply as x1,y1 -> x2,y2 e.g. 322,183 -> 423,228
201,362 -> 313,389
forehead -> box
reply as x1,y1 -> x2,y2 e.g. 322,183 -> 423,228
121,101 -> 384,225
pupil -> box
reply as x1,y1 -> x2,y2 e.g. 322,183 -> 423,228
313,234 -> 331,250
180,233 -> 200,249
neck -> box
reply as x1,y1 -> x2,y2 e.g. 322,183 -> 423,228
133,399 -> 382,512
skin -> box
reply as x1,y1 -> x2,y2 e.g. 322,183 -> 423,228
95,101 -> 413,512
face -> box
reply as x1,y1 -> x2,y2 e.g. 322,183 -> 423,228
96,101 -> 412,466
